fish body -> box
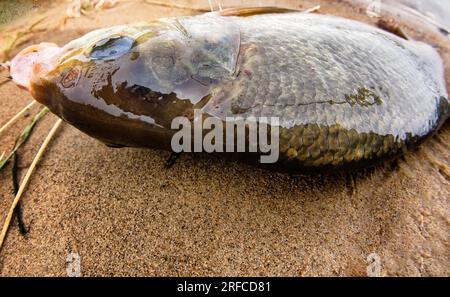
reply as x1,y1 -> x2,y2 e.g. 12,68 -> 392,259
10,10 -> 449,171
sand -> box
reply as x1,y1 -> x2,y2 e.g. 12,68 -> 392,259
0,0 -> 448,276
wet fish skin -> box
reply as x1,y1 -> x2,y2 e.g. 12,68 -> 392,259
204,13 -> 449,170
22,11 -> 450,171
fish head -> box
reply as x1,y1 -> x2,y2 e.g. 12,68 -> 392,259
9,17 -> 240,147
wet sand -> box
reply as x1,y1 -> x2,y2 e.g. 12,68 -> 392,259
0,0 -> 448,276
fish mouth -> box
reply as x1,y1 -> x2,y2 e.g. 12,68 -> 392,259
9,42 -> 62,91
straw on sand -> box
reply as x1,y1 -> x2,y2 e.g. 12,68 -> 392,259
143,0 -> 210,12
0,101 -> 37,137
0,118 -> 63,251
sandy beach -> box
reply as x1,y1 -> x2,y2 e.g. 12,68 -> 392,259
0,0 -> 448,276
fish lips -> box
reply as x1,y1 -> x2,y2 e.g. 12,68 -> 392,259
9,42 -> 62,91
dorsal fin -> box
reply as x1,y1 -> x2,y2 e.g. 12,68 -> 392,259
217,6 -> 320,17
376,19 -> 410,40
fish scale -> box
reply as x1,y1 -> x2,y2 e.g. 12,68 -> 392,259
200,12 -> 448,169
12,10 -> 449,172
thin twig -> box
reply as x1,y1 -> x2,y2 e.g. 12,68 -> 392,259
0,118 -> 63,252
207,0 -> 223,12
0,106 -> 48,172
142,0 -> 209,12
0,64 -> 12,86
0,151 -> 4,162
304,5 -> 321,13
0,101 -> 37,137
12,152 -> 30,237
208,0 -> 214,12
0,78 -> 11,87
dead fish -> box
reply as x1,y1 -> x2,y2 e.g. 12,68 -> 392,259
9,7 -> 449,172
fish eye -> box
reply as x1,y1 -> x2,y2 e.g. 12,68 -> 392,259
89,36 -> 135,60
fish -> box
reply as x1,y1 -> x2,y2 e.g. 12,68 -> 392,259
9,7 -> 449,172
